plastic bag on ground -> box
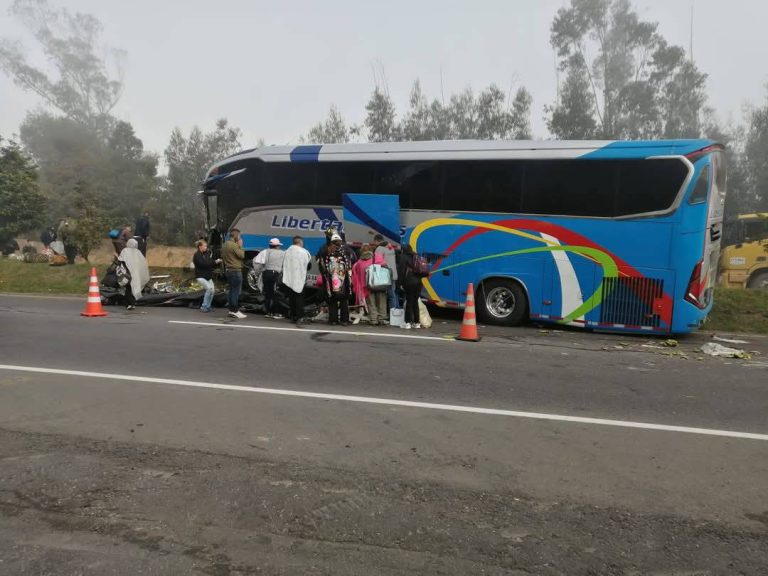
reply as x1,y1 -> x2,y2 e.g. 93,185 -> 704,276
418,300 -> 432,328
700,342 -> 751,359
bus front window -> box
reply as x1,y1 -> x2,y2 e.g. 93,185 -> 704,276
205,193 -> 219,231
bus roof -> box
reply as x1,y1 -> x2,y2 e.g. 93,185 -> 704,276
209,138 -> 719,176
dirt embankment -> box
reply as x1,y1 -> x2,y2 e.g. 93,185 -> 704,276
14,238 -> 193,269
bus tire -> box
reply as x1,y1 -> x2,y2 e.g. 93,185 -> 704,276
245,267 -> 261,294
477,279 -> 528,326
747,270 -> 768,290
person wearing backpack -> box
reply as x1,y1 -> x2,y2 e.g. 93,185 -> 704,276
352,245 -> 389,325
118,238 -> 149,310
373,234 -> 399,312
397,244 -> 428,329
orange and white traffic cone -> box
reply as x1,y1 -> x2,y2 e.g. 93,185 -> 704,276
80,267 -> 108,317
456,282 -> 480,342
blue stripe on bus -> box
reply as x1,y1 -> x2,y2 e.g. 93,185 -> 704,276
584,139 -> 712,159
342,195 -> 401,242
313,207 -> 339,224
290,145 -> 322,162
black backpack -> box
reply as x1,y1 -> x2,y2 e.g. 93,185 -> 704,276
116,260 -> 132,288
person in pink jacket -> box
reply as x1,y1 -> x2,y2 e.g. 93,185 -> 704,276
352,245 -> 389,325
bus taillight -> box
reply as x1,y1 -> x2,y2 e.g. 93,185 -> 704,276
685,260 -> 706,309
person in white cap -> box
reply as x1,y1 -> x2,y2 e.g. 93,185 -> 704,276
252,237 -> 285,318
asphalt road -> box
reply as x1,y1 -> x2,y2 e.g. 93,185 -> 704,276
1,294 -> 767,575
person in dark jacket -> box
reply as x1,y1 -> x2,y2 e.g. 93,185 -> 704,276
113,225 -> 132,256
40,226 -> 56,248
134,211 -> 150,256
193,239 -> 220,312
397,244 -> 422,329
57,218 -> 78,264
321,233 -> 352,326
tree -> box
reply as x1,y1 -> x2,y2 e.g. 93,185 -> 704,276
103,121 -> 159,224
743,89 -> 768,212
0,137 -> 46,245
2,0 -> 159,243
20,113 -> 158,228
69,181 -> 106,261
0,0 -> 124,134
704,112 -> 750,223
446,84 -> 533,140
549,0 -> 707,139
401,80 -> 450,141
397,80 -> 533,141
547,57 -> 597,138
509,87 -> 533,139
447,88 -> 478,139
306,105 -> 349,143
364,88 -> 399,142
161,119 -> 242,244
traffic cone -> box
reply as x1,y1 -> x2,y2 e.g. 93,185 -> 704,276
80,267 -> 108,317
456,282 -> 480,342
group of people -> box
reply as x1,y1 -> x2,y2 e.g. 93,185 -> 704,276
37,220 -> 77,264
193,227 -> 425,329
111,212 -> 151,257
315,231 -> 424,328
197,229 -> 312,322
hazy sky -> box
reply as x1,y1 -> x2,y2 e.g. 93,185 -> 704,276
1,0 -> 766,155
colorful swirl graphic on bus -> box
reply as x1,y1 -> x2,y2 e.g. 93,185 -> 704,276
409,218 -> 673,326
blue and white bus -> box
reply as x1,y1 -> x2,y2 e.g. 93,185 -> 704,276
202,139 -> 726,334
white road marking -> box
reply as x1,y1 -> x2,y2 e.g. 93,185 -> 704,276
169,320 -> 455,342
0,293 -> 81,300
1,364 -> 767,442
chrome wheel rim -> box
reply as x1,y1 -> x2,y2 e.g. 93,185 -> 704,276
486,286 -> 516,319
246,269 -> 261,293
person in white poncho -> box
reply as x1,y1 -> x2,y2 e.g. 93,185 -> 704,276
281,236 -> 311,324
118,238 -> 150,310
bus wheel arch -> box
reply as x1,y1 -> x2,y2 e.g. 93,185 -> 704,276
747,269 -> 768,290
476,277 -> 529,326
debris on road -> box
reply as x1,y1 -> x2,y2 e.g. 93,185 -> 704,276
700,342 -> 751,359
661,339 -> 679,347
661,350 -> 689,360
712,335 -> 749,345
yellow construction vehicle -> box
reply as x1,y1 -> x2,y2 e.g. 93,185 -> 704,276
719,213 -> 768,289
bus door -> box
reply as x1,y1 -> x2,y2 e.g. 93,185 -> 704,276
203,191 -> 224,259
702,152 -> 726,305
342,194 -> 401,246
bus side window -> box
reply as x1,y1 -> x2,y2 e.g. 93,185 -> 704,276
378,162 -> 441,210
317,162 -> 377,204
616,159 -> 688,216
687,164 -> 710,204
444,161 -> 522,213
265,163 -> 317,204
522,160 -> 615,217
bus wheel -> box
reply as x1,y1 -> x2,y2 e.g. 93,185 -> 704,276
477,279 -> 528,326
245,268 -> 261,294
747,271 -> 768,290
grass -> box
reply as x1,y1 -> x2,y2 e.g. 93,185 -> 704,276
0,259 -> 194,295
703,288 -> 768,335
2,258 -> 767,334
